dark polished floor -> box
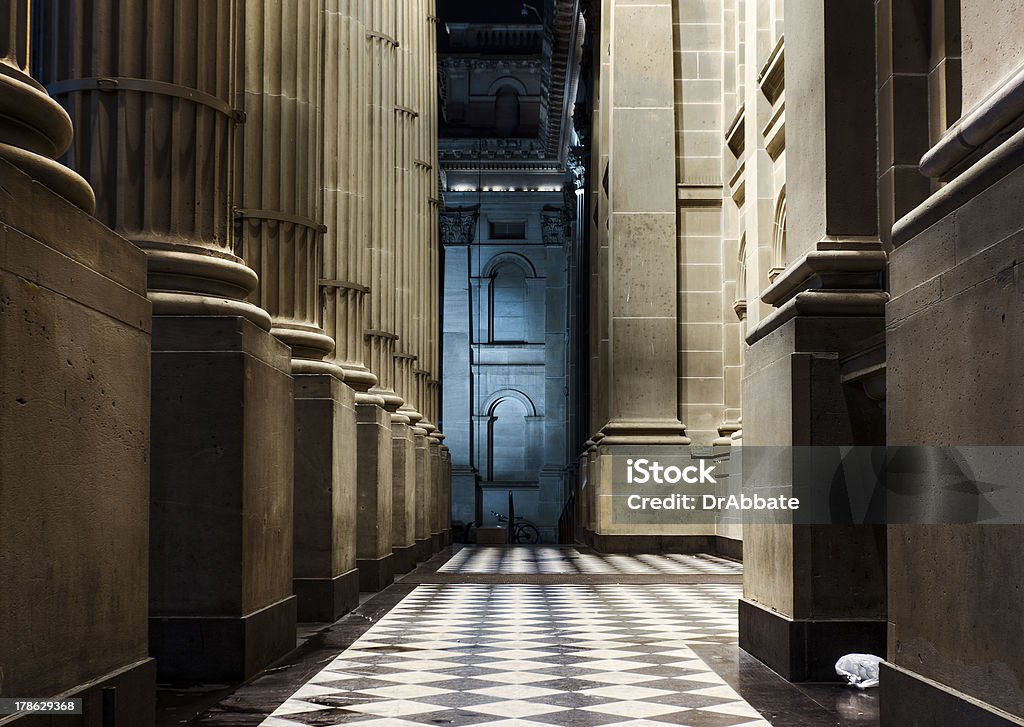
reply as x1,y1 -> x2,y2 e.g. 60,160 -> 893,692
157,547 -> 878,727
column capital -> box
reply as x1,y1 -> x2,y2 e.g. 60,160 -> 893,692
440,205 -> 480,245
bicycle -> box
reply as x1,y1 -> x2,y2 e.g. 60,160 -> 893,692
491,510 -> 541,544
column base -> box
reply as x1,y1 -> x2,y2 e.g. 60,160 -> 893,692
431,532 -> 444,553
149,316 -> 296,684
294,568 -> 360,623
738,598 -> 886,682
880,663 -> 1023,727
357,553 -> 395,592
355,402 -> 394,592
150,595 -> 297,683
293,374 -> 359,625
392,543 -> 418,574
416,537 -> 433,563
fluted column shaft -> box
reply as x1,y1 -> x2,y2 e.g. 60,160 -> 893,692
0,0 -> 93,211
39,0 -> 270,327
364,0 -> 401,410
394,0 -> 420,425
425,1 -> 442,439
324,0 -> 376,390
238,0 -> 338,374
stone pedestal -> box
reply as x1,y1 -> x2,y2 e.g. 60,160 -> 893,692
293,374 -> 360,622
148,317 -> 297,682
413,431 -> 432,561
588,0 -> 692,548
440,446 -> 452,544
428,438 -> 443,551
38,0 -> 299,681
391,421 -> 418,573
739,316 -> 886,682
0,156 -> 155,726
736,0 -> 888,684
356,402 -> 394,591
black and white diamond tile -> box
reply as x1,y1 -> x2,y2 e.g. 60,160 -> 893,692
438,547 -> 742,576
259,579 -> 769,727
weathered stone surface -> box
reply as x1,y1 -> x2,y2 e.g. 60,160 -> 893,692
0,157 -> 153,722
149,316 -> 296,681
293,374 -> 359,622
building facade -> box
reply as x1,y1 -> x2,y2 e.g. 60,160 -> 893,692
439,1 -> 584,541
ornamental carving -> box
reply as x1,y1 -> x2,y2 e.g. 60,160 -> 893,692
567,146 -> 586,190
440,207 -> 480,245
541,207 -> 570,245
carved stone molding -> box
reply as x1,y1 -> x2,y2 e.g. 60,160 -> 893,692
567,145 -> 586,190
541,206 -> 570,244
440,206 -> 480,245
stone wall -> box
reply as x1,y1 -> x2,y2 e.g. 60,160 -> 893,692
884,0 -> 1024,712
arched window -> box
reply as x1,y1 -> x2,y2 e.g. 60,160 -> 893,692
494,86 -> 521,137
489,261 -> 528,342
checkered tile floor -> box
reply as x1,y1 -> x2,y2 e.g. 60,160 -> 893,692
438,547 -> 743,576
259,580 -> 769,727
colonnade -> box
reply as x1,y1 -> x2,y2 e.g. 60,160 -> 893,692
1,0 -> 449,716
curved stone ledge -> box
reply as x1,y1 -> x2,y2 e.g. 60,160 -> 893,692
141,245 -> 260,302
894,123 -> 1024,246
0,142 -> 95,213
760,247 -> 887,307
339,364 -> 379,392
147,291 -> 273,331
745,290 -> 890,346
921,62 -> 1024,180
0,70 -> 73,157
597,420 -> 691,446
270,323 -> 336,362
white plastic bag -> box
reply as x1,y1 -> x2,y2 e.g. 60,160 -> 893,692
835,653 -> 882,688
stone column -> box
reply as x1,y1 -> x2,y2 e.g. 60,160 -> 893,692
1,2 -> 154,720
597,0 -> 685,443
237,0 -> 358,623
441,208 -> 479,530
323,0 -> 374,389
238,0 -> 337,376
389,0 -> 420,573
427,0 -> 449,545
587,0 -> 689,550
317,0 -> 373,604
356,0 -> 398,591
39,0 -> 297,681
540,206 -> 572,542
739,0 -> 887,682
